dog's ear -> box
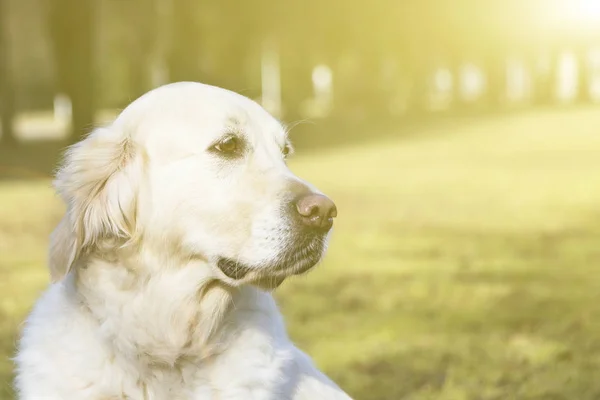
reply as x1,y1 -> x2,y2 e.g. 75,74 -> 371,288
48,215 -> 79,282
49,126 -> 139,281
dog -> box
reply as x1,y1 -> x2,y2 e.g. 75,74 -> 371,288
14,82 -> 352,399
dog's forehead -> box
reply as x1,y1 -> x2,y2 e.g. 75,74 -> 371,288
118,82 -> 286,146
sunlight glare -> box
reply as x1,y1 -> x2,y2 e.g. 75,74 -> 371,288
565,0 -> 600,26
579,0 -> 600,18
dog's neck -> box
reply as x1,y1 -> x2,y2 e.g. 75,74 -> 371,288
71,249 -> 269,367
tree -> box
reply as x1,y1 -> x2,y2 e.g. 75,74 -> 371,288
124,0 -> 158,100
167,0 -> 203,82
576,46 -> 592,103
0,0 -> 17,146
49,0 -> 96,143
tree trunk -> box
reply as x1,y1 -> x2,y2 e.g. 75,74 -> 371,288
484,54 -> 507,108
50,0 -> 96,144
167,0 -> 201,82
406,58 -> 430,117
127,0 -> 157,99
576,48 -> 591,103
0,0 -> 17,146
280,50 -> 313,122
531,49 -> 558,106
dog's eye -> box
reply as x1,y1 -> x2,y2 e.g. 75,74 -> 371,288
212,136 -> 241,155
282,144 -> 292,158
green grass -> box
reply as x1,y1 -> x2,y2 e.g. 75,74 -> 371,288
3,108 -> 600,399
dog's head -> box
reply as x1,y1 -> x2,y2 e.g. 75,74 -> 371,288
50,82 -> 336,287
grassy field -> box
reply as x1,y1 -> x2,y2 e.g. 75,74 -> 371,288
2,108 -> 600,399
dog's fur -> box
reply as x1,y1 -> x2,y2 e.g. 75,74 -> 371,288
14,82 -> 351,399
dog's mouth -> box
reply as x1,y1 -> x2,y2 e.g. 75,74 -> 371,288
217,258 -> 253,280
217,237 -> 326,283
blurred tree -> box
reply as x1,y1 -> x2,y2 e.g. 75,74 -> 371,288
404,45 -> 432,116
279,47 -> 314,121
576,47 -> 592,103
207,0 -> 263,94
3,0 -> 598,140
483,53 -> 508,108
531,48 -> 559,105
167,0 -> 203,82
275,1 -> 317,121
125,0 -> 158,100
10,0 -> 55,111
0,0 -> 17,146
49,0 -> 96,143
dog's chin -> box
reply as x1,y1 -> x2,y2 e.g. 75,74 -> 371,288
216,238 -> 326,288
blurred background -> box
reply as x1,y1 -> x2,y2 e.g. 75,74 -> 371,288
2,0 -> 600,398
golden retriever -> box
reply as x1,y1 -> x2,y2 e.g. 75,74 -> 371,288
15,82 -> 351,399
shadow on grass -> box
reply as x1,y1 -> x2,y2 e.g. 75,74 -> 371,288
0,141 -> 66,181
2,113 -> 453,181
279,269 -> 600,400
0,310 -> 17,400
288,104 -> 600,154
3,105 -> 591,180
3,102 -> 600,183
276,226 -> 600,400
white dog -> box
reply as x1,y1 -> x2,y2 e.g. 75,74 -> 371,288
14,82 -> 351,399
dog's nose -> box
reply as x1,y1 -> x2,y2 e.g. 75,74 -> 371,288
295,193 -> 337,232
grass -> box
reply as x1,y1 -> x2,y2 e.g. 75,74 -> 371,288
2,108 -> 600,399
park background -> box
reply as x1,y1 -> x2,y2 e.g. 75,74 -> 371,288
2,0 -> 600,398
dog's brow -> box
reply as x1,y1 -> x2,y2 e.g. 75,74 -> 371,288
223,116 -> 250,141
221,116 -> 248,139
226,116 -> 242,127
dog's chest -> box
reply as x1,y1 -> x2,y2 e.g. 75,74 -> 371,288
98,289 -> 292,399
115,364 -> 213,399
104,341 -> 296,400
18,276 -> 297,399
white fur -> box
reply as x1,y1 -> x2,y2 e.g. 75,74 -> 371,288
15,82 -> 351,399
